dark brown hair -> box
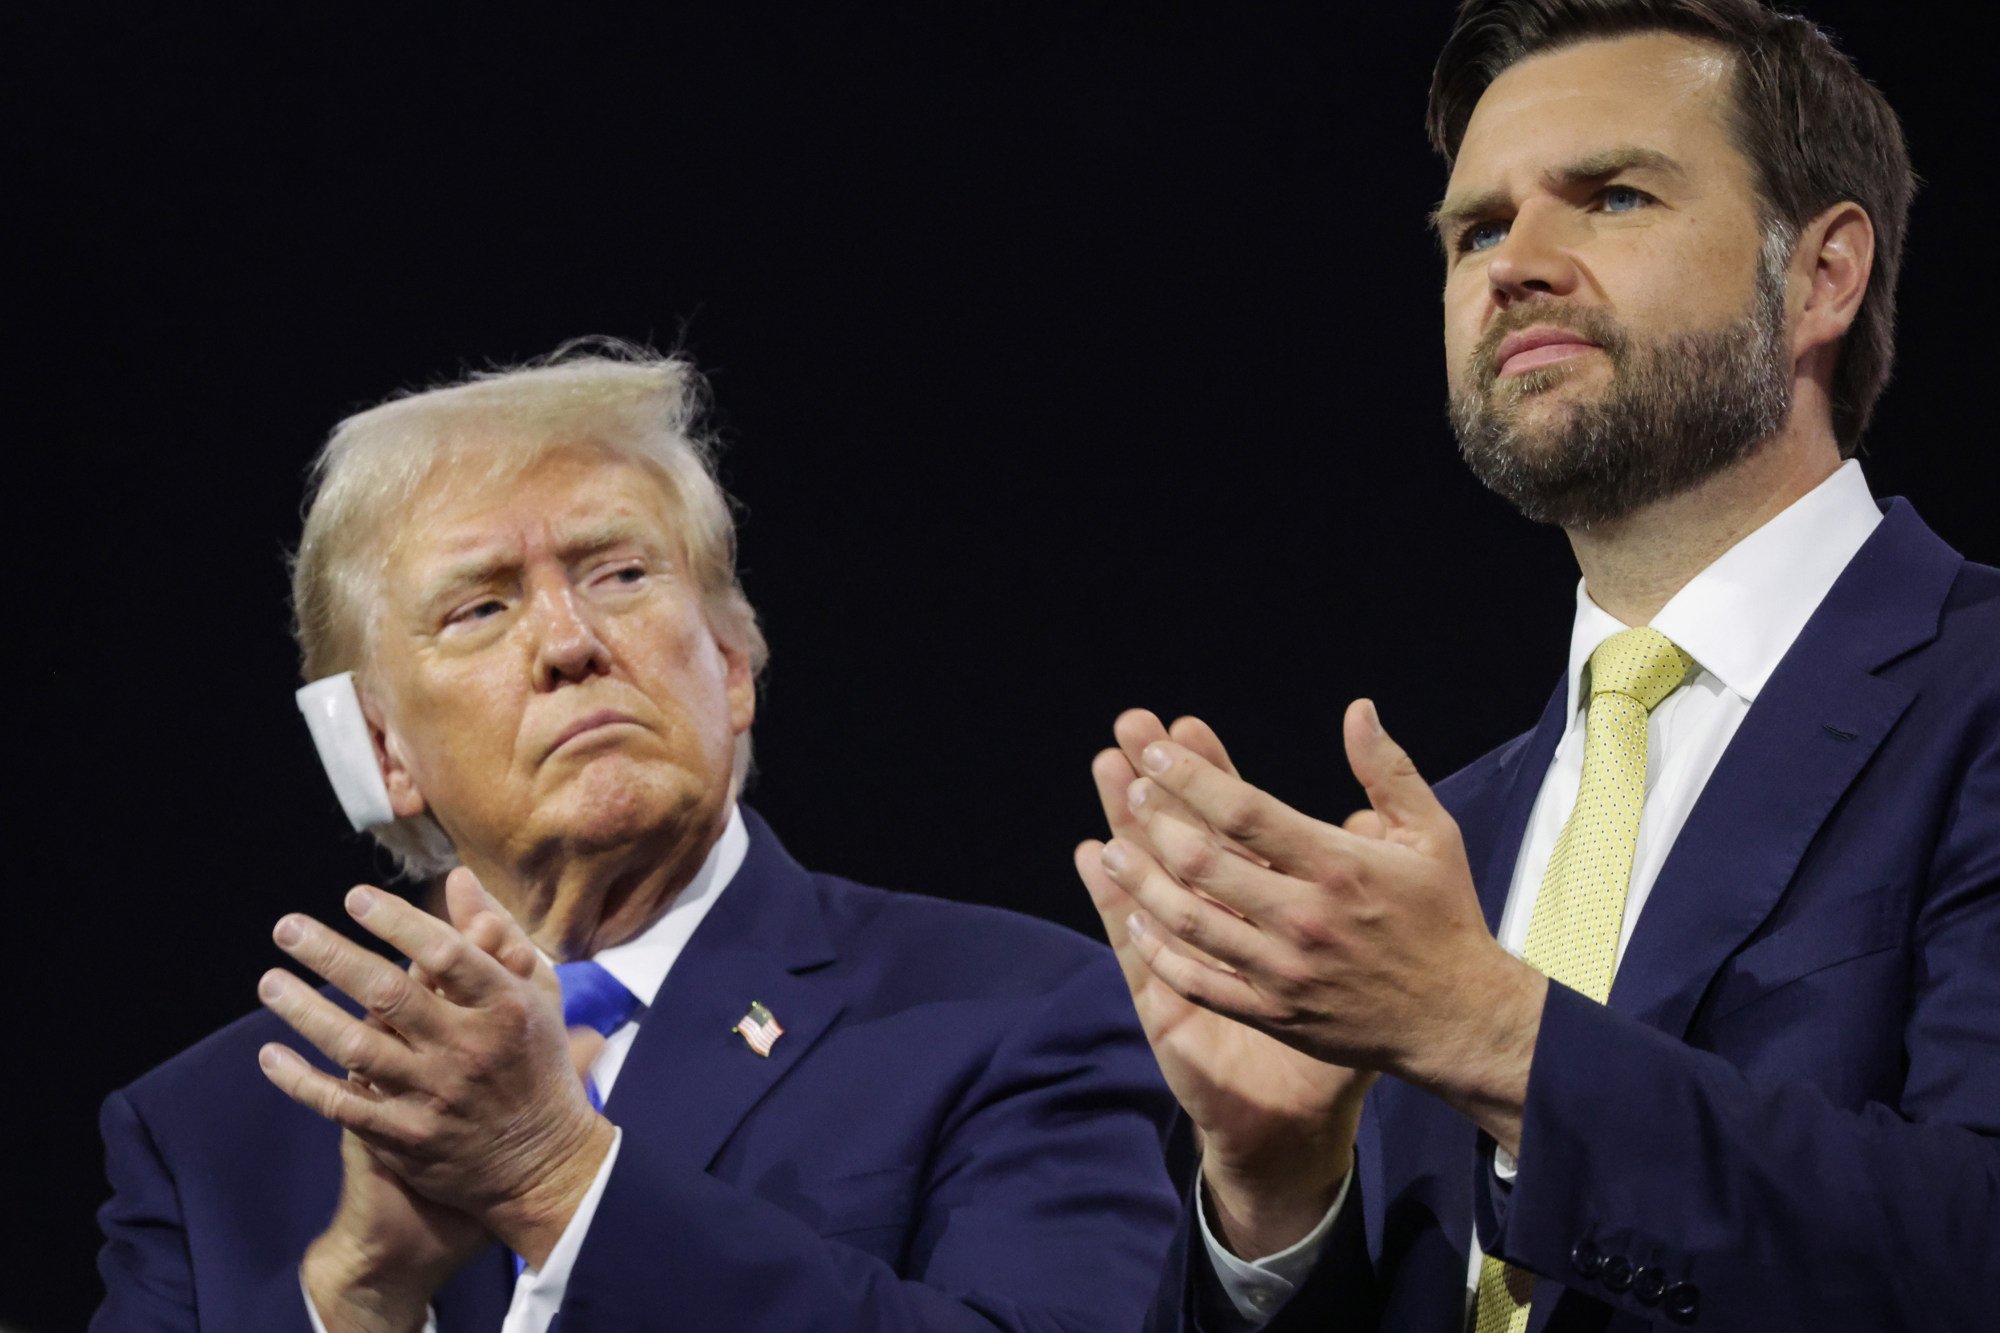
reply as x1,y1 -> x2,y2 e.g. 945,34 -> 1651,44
1428,0 -> 1914,455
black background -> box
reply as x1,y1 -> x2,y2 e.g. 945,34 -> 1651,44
9,4 -> 1992,1326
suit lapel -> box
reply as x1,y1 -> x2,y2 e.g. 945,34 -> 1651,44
601,809 -> 847,1175
1608,500 -> 1960,1036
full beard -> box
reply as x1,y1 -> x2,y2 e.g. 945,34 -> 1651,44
1448,255 -> 1793,529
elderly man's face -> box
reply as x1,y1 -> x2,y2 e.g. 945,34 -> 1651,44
367,445 -> 754,891
1438,33 -> 1792,527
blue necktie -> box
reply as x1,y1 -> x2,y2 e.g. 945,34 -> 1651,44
515,961 -> 639,1278
555,960 -> 640,1112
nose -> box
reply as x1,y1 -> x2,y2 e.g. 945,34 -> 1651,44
1485,201 -> 1581,308
530,580 -> 611,688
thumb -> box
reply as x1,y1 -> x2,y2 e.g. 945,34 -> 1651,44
1342,699 -> 1446,834
444,866 -> 543,981
442,866 -> 489,932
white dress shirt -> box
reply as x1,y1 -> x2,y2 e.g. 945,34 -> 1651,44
1207,462 -> 1883,1324
305,804 -> 749,1333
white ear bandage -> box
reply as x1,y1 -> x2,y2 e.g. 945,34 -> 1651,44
295,672 -> 397,830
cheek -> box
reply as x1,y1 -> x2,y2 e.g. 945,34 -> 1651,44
400,667 -> 527,794
1441,274 -> 1487,366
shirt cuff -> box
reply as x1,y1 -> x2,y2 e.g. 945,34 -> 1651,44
501,1125 -> 624,1333
301,1270 -> 439,1333
1493,1144 -> 1519,1184
1197,1161 -> 1353,1326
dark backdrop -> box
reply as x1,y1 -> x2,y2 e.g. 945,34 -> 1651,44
10,5 -> 1992,1326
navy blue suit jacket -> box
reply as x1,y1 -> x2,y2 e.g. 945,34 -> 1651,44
1173,500 -> 2000,1332
94,810 -> 1181,1331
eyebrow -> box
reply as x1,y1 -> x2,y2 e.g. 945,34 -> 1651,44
411,515 -> 671,610
1428,146 -> 1690,240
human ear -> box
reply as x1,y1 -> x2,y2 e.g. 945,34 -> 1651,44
720,637 -> 757,736
1791,201 -> 1874,359
361,688 -> 430,820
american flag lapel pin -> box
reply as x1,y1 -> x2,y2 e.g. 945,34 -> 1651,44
733,1000 -> 784,1057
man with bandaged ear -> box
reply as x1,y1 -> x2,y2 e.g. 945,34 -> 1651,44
92,340 -> 1179,1332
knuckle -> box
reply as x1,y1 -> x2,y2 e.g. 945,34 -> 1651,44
1277,903 -> 1339,952
1263,958 -> 1313,999
1154,949 -> 1205,996
320,1079 -> 362,1123
365,969 -> 411,1016
334,1024 -> 373,1072
496,939 -> 536,978
1165,896 -> 1208,942
1165,835 -> 1219,884
1214,794 -> 1264,841
420,934 -> 465,976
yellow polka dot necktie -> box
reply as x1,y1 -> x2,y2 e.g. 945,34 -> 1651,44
1471,626 -> 1695,1333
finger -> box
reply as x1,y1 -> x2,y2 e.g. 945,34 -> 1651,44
1074,840 -> 1156,998
1093,746 -> 1147,844
1099,836 -> 1278,972
1122,797 -> 1294,922
1343,808 -> 1389,839
1124,910 -> 1283,1028
1166,715 -> 1242,779
343,885 -> 512,1006
445,868 -> 540,981
1342,699 -> 1450,836
274,912 -> 446,1042
257,969 -> 424,1088
1077,840 -> 1243,988
1123,767 -> 1270,872
1112,709 -> 1172,777
257,1041 -> 423,1143
1131,740 -> 1346,875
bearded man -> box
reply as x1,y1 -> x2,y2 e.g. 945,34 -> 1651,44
1076,2 -> 1999,1330
92,346 -> 1179,1331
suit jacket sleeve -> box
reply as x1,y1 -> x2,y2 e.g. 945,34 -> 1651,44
1480,727 -> 2000,1328
93,1086 -> 317,1333
552,957 -> 1180,1332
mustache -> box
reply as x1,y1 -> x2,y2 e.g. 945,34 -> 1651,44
1471,304 -> 1629,383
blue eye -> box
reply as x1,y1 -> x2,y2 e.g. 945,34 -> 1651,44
442,598 -> 506,631
1602,185 -> 1650,213
1462,219 -> 1508,253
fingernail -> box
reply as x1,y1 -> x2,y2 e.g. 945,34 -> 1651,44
346,886 -> 376,917
1126,779 -> 1149,811
257,1044 -> 291,1073
257,972 -> 285,1004
274,916 -> 304,947
1364,699 -> 1384,735
1101,841 -> 1129,874
1141,744 -> 1170,774
1125,913 -> 1149,941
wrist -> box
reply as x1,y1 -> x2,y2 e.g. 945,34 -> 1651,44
301,1234 -> 434,1333
482,1110 -> 615,1268
1399,952 -> 1546,1155
1201,1121 -> 1355,1261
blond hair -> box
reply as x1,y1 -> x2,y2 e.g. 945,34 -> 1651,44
291,338 -> 767,876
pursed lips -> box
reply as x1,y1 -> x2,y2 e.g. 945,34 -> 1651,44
545,709 -> 643,759
1494,326 -> 1602,378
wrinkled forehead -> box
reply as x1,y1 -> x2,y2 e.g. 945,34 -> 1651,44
378,441 -> 683,592
1448,32 -> 1748,199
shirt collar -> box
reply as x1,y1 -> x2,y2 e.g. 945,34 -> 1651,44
1563,459 -> 1881,718
587,802 -> 749,1007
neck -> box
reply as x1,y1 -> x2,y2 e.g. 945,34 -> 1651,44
1565,415 -> 1844,626
470,800 -> 732,960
